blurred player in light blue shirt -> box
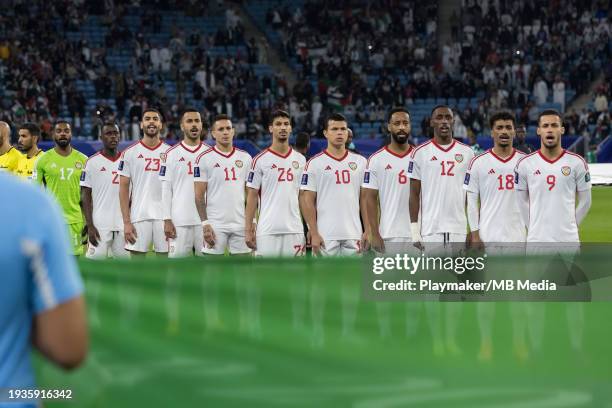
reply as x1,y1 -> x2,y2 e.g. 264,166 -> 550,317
0,172 -> 88,408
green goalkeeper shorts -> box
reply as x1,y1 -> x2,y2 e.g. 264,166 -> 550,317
68,222 -> 85,256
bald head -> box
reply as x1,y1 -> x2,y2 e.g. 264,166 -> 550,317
0,122 -> 10,146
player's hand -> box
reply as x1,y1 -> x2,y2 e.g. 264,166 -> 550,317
371,232 -> 385,253
360,231 -> 370,253
310,231 -> 325,256
469,231 -> 484,251
245,224 -> 257,250
410,222 -> 424,252
87,225 -> 101,247
203,224 -> 216,247
164,219 -> 177,240
124,222 -> 137,245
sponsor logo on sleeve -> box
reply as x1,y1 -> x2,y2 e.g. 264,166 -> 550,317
464,173 -> 470,185
585,172 -> 591,183
247,171 -> 254,183
514,171 -> 519,184
408,161 -> 414,173
80,171 -> 86,182
301,174 -> 308,185
194,166 -> 200,178
364,171 -> 370,184
118,161 -> 124,171
159,165 -> 166,177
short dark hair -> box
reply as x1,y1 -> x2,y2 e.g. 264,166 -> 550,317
18,123 -> 40,137
537,109 -> 563,126
180,108 -> 201,122
269,109 -> 291,126
431,105 -> 452,116
211,114 -> 232,130
387,107 -> 411,123
295,132 -> 310,150
489,110 -> 516,128
53,120 -> 71,130
102,121 -> 120,130
142,108 -> 164,122
324,113 -> 348,130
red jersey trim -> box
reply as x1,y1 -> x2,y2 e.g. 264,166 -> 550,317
213,146 -> 236,158
101,151 -> 122,162
431,139 -> 456,152
179,141 -> 206,154
323,149 -> 349,162
385,145 -> 413,159
195,147 -> 215,164
122,141 -> 140,154
467,151 -> 488,170
251,149 -> 269,169
84,151 -> 101,166
267,146 -> 293,159
366,147 -> 386,168
304,151 -> 325,171
515,150 -> 539,169
139,140 -> 164,151
410,140 -> 432,159
489,148 -> 517,164
537,149 -> 566,164
565,151 -> 589,170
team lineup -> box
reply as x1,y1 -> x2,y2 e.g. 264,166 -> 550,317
0,106 -> 592,259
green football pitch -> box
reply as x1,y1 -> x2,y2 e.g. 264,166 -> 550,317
36,187 -> 612,407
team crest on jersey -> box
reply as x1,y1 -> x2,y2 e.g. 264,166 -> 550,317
75,162 -> 83,169
160,153 -> 167,163
348,162 -> 357,171
561,166 -> 571,176
455,154 -> 464,163
292,161 -> 299,169
235,160 -> 244,168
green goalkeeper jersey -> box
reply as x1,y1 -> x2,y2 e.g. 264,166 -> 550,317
34,147 -> 88,225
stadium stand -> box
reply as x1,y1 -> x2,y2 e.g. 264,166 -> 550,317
0,0 -> 610,159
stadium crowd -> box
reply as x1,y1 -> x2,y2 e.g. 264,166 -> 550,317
0,0 -> 611,146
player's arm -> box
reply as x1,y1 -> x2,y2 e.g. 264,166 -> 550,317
119,175 -> 136,244
466,191 -> 483,249
80,186 -> 100,246
161,180 -> 176,239
359,188 -> 371,252
33,156 -> 45,186
576,190 -> 592,225
363,187 -> 383,252
408,178 -> 423,249
32,193 -> 88,370
516,189 -> 529,228
245,187 -> 259,250
299,190 -> 323,254
194,180 -> 215,246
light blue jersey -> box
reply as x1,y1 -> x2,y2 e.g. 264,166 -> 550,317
0,172 -> 83,408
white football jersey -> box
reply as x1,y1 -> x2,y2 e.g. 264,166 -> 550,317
362,146 -> 413,239
515,150 -> 591,243
159,141 -> 210,227
194,147 -> 252,232
300,150 -> 367,241
79,151 -> 123,231
118,140 -> 170,223
408,139 -> 474,236
463,148 -> 526,242
247,147 -> 306,235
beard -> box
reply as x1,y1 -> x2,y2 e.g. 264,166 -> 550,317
391,131 -> 409,144
55,138 -> 70,148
